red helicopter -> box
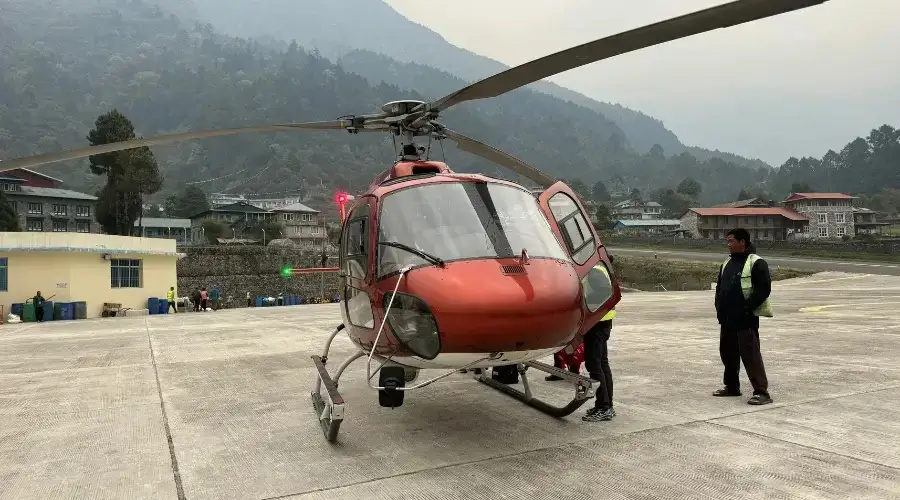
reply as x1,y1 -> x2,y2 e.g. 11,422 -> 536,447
2,0 -> 828,442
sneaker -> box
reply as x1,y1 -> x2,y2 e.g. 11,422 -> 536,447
747,393 -> 773,405
545,375 -> 564,381
582,407 -> 614,422
713,387 -> 742,397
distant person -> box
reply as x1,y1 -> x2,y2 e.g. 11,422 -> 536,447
33,291 -> 46,322
209,288 -> 220,310
713,228 -> 773,405
166,286 -> 177,313
192,288 -> 201,312
246,291 -> 252,308
200,287 -> 208,311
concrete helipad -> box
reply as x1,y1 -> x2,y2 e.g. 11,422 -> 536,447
2,271 -> 899,500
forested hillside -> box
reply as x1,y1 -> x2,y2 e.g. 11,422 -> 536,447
0,0 -> 771,204
179,0 -> 770,168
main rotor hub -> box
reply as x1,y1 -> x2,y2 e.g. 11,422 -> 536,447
381,100 -> 426,116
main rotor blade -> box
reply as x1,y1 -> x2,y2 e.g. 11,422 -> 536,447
422,0 -> 827,114
0,120 -> 374,170
439,128 -> 557,189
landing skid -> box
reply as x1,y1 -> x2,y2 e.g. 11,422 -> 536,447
475,360 -> 595,418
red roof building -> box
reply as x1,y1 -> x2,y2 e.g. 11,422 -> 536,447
679,207 -> 808,241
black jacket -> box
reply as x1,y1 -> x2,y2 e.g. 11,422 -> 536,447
715,245 -> 771,330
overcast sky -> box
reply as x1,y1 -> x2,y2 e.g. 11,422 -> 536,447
384,0 -> 899,165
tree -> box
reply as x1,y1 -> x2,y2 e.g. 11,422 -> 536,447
566,179 -> 590,200
790,182 -> 812,193
656,188 -> 693,218
86,110 -> 163,235
0,191 -> 20,231
737,189 -> 753,200
629,188 -> 642,203
676,177 -> 702,198
165,186 -> 210,218
594,203 -> 613,229
200,218 -> 226,244
591,180 -> 611,203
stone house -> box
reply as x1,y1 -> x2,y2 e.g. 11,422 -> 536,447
273,202 -> 325,245
0,168 -> 98,233
680,207 -> 808,241
134,217 -> 192,242
782,193 -> 856,239
189,201 -> 275,241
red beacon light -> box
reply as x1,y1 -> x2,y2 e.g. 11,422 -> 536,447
335,192 -> 355,221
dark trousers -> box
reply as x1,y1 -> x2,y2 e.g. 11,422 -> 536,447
200,299 -> 208,310
584,320 -> 613,410
168,302 -> 177,313
720,326 -> 769,395
36,306 -> 44,322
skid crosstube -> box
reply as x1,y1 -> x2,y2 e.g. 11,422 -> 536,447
476,360 -> 595,418
311,355 -> 344,443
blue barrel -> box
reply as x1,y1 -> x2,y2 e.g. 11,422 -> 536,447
43,301 -> 54,321
158,299 -> 168,314
74,302 -> 87,319
254,296 -> 263,307
53,302 -> 73,321
289,296 -> 297,306
11,303 -> 23,318
147,297 -> 159,315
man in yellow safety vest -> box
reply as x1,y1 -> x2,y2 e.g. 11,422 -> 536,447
713,228 -> 772,405
166,286 -> 178,313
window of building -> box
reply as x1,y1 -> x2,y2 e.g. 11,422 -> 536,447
76,222 -> 90,233
833,212 -> 845,224
52,204 -> 67,216
302,214 -> 312,222
52,220 -> 67,232
111,259 -> 142,288
311,226 -> 319,234
0,257 -> 7,292
26,219 -> 43,232
27,202 -> 42,214
817,213 -> 827,224
75,205 -> 91,217
818,226 -> 829,238
836,226 -> 846,237
281,213 -> 292,221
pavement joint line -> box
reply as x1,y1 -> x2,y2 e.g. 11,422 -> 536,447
144,315 -> 187,500
258,382 -> 900,499
704,421 -> 900,472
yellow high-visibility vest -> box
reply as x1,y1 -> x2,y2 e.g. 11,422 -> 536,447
584,262 -> 616,320
721,253 -> 773,317
166,289 -> 175,301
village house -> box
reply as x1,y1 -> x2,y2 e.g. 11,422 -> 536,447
781,193 -> 856,239
0,168 -> 99,233
611,219 -> 681,234
611,200 -> 662,220
273,202 -> 326,245
679,207 -> 808,241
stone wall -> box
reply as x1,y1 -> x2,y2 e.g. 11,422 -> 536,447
177,246 -> 342,308
598,233 -> 900,256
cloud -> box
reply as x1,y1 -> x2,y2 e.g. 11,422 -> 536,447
385,0 -> 900,164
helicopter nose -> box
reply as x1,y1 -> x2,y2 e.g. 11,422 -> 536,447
402,258 -> 583,353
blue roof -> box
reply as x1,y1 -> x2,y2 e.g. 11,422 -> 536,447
613,219 -> 681,227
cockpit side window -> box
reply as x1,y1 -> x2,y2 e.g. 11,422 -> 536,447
548,192 -> 595,265
341,204 -> 370,281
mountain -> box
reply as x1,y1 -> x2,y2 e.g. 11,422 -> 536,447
0,0 -> 774,206
169,0 -> 770,169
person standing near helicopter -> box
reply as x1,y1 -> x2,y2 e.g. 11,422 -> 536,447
581,258 -> 617,422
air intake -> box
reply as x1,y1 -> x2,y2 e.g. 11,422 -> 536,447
501,264 -> 527,275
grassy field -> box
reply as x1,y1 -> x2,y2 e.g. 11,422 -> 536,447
612,256 -> 818,292
607,241 -> 900,263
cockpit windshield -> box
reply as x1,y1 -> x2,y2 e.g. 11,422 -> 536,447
378,181 -> 569,277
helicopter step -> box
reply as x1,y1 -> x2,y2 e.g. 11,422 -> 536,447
475,360 -> 594,418
310,354 -> 345,443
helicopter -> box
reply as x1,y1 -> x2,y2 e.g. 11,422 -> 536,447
1,0 -> 829,442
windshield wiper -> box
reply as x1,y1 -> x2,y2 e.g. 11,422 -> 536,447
379,241 -> 446,268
